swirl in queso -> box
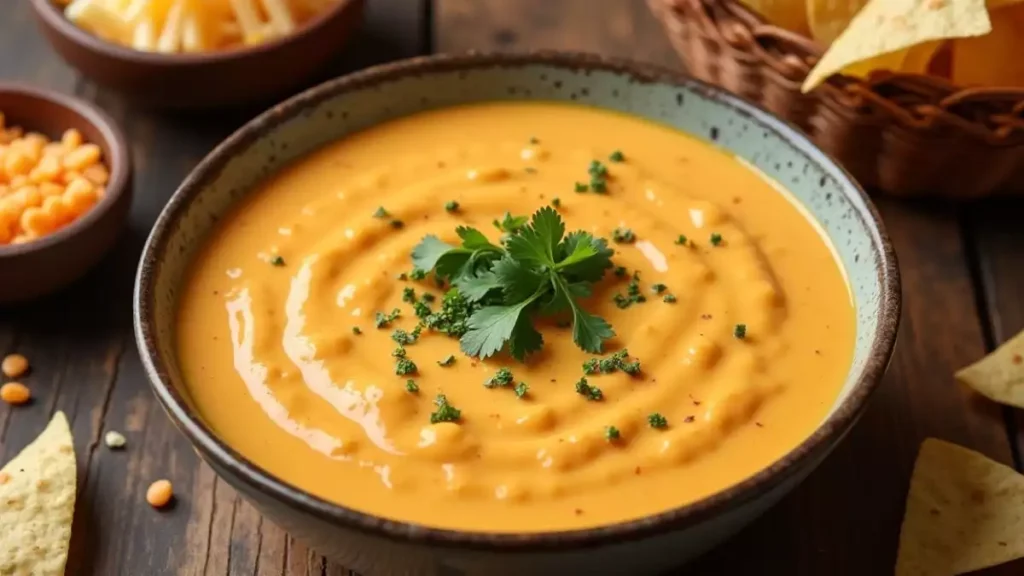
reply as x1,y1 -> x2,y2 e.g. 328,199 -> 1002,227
177,102 -> 855,532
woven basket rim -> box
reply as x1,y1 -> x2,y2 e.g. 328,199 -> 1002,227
656,0 -> 1024,146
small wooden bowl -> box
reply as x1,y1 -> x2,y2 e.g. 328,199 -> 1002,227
28,0 -> 366,109
0,84 -> 132,304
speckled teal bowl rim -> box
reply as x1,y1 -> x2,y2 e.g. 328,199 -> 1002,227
134,51 -> 901,551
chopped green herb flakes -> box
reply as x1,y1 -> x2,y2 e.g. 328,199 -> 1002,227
391,328 -> 419,346
514,382 -> 529,398
648,413 -> 668,428
375,308 -> 401,329
402,287 -> 417,303
575,377 -> 603,401
430,395 -> 461,424
734,324 -> 747,339
485,367 -> 515,388
395,357 -> 417,376
612,227 -> 635,244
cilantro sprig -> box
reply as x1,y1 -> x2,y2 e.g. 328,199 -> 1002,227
411,207 -> 615,361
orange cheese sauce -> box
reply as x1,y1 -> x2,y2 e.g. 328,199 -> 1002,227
176,103 -> 855,532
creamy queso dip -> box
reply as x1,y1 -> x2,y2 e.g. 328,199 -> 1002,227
177,102 -> 855,532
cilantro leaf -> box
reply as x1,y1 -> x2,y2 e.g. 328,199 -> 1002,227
508,311 -> 544,361
415,206 -> 615,361
434,251 -> 473,279
557,232 -> 613,282
493,212 -> 529,234
460,297 -> 538,359
456,226 -> 500,251
412,235 -> 455,272
554,275 -> 613,353
529,206 -> 565,260
491,256 -> 547,304
454,270 -> 503,302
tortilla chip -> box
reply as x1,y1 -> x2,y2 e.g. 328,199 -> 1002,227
896,439 -> 1024,575
952,3 -> 1024,87
956,329 -> 1024,408
0,412 -> 77,576
742,0 -> 811,34
802,0 -> 992,92
806,0 -> 869,46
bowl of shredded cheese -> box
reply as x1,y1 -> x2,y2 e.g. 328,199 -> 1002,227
29,0 -> 365,108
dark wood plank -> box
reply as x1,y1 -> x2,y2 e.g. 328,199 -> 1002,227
434,2 -> 1018,574
436,0 -> 678,67
968,199 -> 1024,468
0,1 -> 427,574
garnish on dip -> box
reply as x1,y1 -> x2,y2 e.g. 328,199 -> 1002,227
430,394 -> 461,424
411,207 -> 615,361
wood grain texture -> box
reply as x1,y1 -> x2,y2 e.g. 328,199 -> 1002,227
968,199 -> 1024,472
434,2 -> 1021,574
0,1 -> 426,574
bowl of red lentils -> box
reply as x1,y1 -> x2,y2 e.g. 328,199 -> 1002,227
0,83 -> 131,303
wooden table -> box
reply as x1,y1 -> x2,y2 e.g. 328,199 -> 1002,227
2,1 -> 1023,574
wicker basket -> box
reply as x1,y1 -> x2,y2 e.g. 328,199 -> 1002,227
648,0 -> 1024,198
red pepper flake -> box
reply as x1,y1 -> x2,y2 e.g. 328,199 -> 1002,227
634,466 -> 642,475
689,394 -> 701,406
1012,354 -> 1022,365
755,422 -> 764,428
684,415 -> 695,423
574,508 -> 584,515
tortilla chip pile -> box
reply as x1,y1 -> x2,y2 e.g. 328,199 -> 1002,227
891,330 -> 1024,575
742,0 -> 1024,92
0,412 -> 77,576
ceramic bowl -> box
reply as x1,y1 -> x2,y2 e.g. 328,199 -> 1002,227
28,0 -> 365,109
0,84 -> 132,304
134,52 -> 901,575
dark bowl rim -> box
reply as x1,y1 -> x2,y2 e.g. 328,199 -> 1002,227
134,51 -> 901,551
0,82 -> 131,258
28,0 -> 363,66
